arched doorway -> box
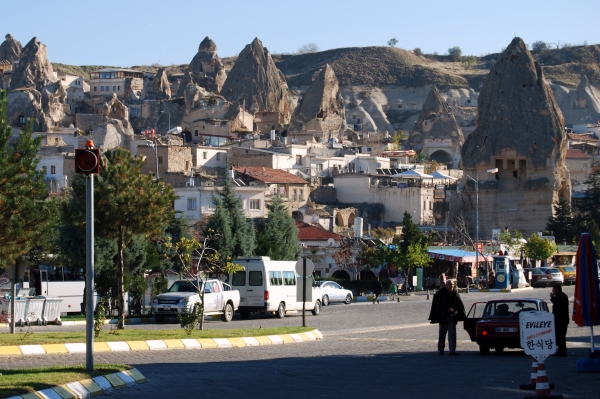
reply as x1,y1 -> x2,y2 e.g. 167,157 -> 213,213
335,212 -> 344,227
347,212 -> 355,228
429,150 -> 453,167
332,269 -> 350,280
292,211 -> 303,221
359,269 -> 376,280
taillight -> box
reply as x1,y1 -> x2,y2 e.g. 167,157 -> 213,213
478,326 -> 488,336
545,270 -> 551,275
264,290 -> 269,300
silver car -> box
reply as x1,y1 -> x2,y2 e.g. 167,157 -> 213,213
317,281 -> 353,306
539,267 -> 564,285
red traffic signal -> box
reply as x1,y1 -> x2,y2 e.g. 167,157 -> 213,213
75,149 -> 101,174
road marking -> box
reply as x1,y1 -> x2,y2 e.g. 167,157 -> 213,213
324,322 -> 433,336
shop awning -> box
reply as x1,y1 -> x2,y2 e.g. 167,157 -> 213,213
428,248 -> 492,263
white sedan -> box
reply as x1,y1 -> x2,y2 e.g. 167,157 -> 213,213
317,281 -> 353,306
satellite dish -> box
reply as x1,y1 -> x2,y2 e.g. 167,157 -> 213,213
327,238 -> 335,247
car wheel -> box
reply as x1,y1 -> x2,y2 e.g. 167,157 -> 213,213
221,303 -> 234,322
240,310 -> 250,320
344,294 -> 353,304
323,295 -> 329,306
479,345 -> 490,355
311,300 -> 321,316
495,346 -> 504,353
276,302 -> 286,319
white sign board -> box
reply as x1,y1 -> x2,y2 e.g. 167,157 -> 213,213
519,311 -> 556,358
295,258 -> 315,302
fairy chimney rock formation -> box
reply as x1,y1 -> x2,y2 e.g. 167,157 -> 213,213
153,67 -> 172,99
176,36 -> 226,96
289,64 -> 346,140
460,37 -> 570,237
408,85 -> 464,168
221,38 -> 292,122
10,37 -> 56,92
0,34 -> 22,63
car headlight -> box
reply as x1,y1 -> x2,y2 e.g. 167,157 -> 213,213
152,298 -> 159,304
178,298 -> 188,305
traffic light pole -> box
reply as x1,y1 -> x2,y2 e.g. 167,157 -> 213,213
85,174 -> 95,371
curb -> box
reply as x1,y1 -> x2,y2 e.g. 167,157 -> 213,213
457,287 -> 534,293
1,315 -> 229,328
0,329 -> 323,357
4,368 -> 146,399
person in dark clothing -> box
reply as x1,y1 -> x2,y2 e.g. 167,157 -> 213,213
428,279 -> 466,356
372,277 -> 383,304
550,283 -> 569,357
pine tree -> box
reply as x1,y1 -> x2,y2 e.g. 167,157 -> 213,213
0,91 -> 55,269
399,211 -> 424,252
546,198 -> 576,244
68,147 -> 175,328
576,170 -> 600,227
256,193 -> 301,260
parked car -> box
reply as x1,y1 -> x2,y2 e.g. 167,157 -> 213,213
463,298 -> 550,355
539,267 -> 564,285
151,279 -> 240,323
557,265 -> 576,285
523,268 -> 552,287
316,281 -> 353,305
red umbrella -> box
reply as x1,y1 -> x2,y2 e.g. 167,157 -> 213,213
572,233 -> 600,354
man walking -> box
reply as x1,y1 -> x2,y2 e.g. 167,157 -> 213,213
550,283 -> 569,356
372,277 -> 383,304
428,279 -> 466,356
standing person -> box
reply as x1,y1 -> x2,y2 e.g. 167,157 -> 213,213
550,283 -> 569,357
488,270 -> 495,288
390,281 -> 397,300
428,279 -> 466,356
372,277 -> 383,304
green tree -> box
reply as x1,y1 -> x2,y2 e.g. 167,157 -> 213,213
0,91 -> 55,270
461,55 -> 477,70
524,234 -> 557,265
387,38 -> 398,47
499,230 -> 524,257
399,211 -> 425,252
404,242 -> 433,269
531,41 -> 549,51
546,199 -> 576,244
206,165 -> 255,260
389,129 -> 407,150
575,170 -> 600,230
255,194 -> 301,260
448,46 -> 462,59
413,48 -> 423,56
68,147 -> 175,328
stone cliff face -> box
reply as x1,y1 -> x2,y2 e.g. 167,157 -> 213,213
0,34 -> 22,63
408,86 -> 464,168
460,37 -> 570,237
288,64 -> 346,139
153,68 -> 172,99
221,38 -> 292,121
10,37 -> 56,92
551,75 -> 600,126
176,37 -> 226,96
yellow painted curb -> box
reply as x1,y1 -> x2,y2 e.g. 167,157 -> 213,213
254,336 -> 272,345
41,344 -> 69,354
126,340 -> 150,351
79,378 -> 103,396
298,332 -> 312,341
93,342 -> 111,352
280,334 -> 295,344
104,373 -> 126,388
228,337 -> 246,348
126,368 -> 147,383
140,317 -> 151,322
21,393 -> 43,399
197,338 -> 218,349
163,339 -> 185,349
54,385 -> 77,398
0,345 -> 22,356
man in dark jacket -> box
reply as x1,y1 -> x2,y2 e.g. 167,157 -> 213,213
428,279 -> 466,356
550,283 -> 569,356
372,277 -> 383,304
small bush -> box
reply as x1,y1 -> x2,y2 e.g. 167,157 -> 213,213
178,303 -> 203,335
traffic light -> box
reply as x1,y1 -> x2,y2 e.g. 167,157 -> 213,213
75,148 -> 101,174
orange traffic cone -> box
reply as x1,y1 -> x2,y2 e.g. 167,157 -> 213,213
520,358 -> 554,391
523,361 -> 562,399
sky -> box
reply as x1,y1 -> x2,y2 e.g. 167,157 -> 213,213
4,0 -> 599,67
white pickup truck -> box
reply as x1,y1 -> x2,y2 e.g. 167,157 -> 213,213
151,279 -> 240,323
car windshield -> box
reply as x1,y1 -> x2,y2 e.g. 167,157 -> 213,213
483,301 -> 538,317
168,281 -> 197,293
561,266 -> 575,272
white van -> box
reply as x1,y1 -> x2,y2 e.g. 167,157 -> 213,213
230,257 -> 321,319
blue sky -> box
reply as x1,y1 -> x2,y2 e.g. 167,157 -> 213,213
4,0 -> 598,67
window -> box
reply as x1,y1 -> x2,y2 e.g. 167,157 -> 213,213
187,198 -> 196,210
269,271 -> 283,286
296,155 -> 302,164
283,271 -> 296,286
216,153 -> 221,161
113,86 -> 116,91
292,189 -> 297,201
207,199 -> 215,209
249,271 -> 263,286
117,86 -> 120,90
429,201 -> 432,210
232,271 -> 245,286
203,152 -> 207,160
94,86 -> 97,91
50,166 -> 56,175
100,86 -> 104,91
195,130 -> 198,136
249,199 -> 260,210
158,156 -> 163,164
19,116 -> 27,124
299,189 -> 304,201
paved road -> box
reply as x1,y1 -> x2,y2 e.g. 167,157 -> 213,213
2,286 -> 598,398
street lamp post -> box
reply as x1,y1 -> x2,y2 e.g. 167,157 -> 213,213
147,141 -> 159,180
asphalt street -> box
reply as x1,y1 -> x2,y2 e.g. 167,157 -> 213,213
1,286 -> 598,399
